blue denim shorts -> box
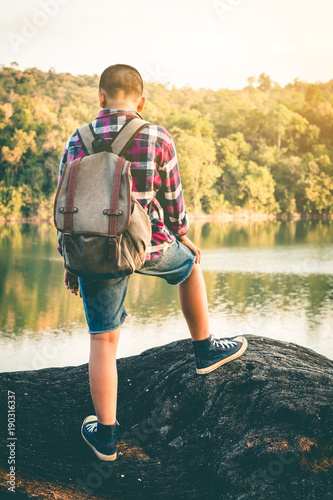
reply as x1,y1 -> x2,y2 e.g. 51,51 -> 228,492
78,240 -> 196,334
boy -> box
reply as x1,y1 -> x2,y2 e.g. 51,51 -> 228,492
58,64 -> 247,461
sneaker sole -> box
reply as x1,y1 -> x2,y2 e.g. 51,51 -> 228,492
196,336 -> 248,375
81,415 -> 117,461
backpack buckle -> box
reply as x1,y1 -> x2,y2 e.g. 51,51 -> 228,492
63,232 -> 73,244
108,235 -> 118,259
108,235 -> 118,247
63,232 -> 73,253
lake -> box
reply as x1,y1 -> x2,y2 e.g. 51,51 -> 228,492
0,219 -> 332,372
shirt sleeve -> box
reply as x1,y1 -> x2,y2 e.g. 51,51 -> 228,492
56,143 -> 69,256
158,135 -> 190,238
58,142 -> 69,186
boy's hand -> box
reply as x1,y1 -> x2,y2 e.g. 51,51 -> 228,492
177,235 -> 201,264
64,268 -> 81,297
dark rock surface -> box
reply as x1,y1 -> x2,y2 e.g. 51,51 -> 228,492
0,335 -> 332,500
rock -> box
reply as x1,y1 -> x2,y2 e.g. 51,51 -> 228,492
0,335 -> 332,499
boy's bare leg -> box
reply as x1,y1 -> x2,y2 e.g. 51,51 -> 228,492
89,328 -> 120,425
178,263 -> 210,341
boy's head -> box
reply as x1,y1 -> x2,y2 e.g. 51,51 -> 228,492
98,64 -> 145,112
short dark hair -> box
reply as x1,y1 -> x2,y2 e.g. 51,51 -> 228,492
99,64 -> 143,99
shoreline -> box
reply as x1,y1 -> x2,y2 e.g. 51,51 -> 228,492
188,212 -> 333,222
0,211 -> 332,225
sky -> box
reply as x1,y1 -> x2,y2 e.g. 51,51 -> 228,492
0,0 -> 332,90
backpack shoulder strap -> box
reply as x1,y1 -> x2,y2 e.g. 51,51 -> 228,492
111,118 -> 151,156
77,117 -> 151,157
77,124 -> 95,155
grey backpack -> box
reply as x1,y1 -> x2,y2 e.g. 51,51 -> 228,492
54,118 -> 152,279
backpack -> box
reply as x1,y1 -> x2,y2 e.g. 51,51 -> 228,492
54,117 -> 152,279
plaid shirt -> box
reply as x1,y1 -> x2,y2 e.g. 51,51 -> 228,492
58,109 -> 190,260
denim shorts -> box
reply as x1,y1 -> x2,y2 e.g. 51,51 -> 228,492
78,240 -> 196,334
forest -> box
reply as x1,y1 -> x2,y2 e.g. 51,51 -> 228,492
0,64 -> 332,218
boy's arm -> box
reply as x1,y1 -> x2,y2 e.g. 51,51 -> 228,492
58,146 -> 81,292
56,140 -> 71,257
159,136 -> 189,236
159,135 -> 201,263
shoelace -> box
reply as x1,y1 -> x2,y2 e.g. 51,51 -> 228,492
210,335 -> 238,349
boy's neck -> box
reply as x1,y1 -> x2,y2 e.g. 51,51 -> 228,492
98,90 -> 145,114
103,100 -> 138,112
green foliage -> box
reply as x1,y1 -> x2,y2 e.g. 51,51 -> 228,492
215,133 -> 278,212
241,161 -> 278,212
0,182 -> 36,217
0,66 -> 332,218
171,128 -> 218,213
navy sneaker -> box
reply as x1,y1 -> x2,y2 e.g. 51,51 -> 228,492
192,334 -> 248,374
81,415 -> 119,461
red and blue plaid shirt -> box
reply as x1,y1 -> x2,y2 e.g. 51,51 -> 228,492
58,109 -> 190,260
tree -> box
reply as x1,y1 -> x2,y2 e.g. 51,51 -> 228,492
247,76 -> 257,88
215,132 -> 251,208
258,73 -> 272,92
270,156 -> 303,213
265,104 -> 318,154
171,128 -> 218,213
240,161 -> 278,212
299,156 -> 333,213
305,84 -> 324,106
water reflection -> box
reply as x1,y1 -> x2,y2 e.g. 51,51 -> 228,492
0,219 -> 332,371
